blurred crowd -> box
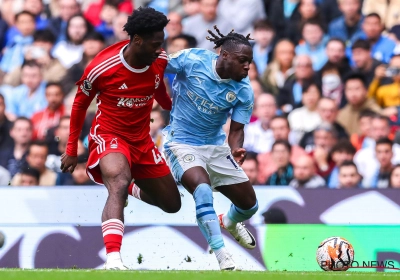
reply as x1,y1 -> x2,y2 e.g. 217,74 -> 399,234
0,0 -> 400,189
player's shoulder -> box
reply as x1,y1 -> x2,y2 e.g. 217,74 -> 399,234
84,40 -> 128,76
155,49 -> 169,68
169,48 -> 216,61
233,77 -> 254,101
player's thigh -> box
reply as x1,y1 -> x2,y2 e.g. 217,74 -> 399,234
163,142 -> 210,194
216,181 -> 257,210
135,173 -> 181,213
99,152 -> 131,194
208,144 -> 257,208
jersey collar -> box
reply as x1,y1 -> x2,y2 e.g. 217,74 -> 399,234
120,44 -> 150,73
212,59 -> 231,83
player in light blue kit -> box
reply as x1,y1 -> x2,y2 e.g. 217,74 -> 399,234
163,26 -> 258,270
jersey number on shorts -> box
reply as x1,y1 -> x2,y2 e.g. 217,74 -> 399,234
152,148 -> 163,164
226,155 -> 239,169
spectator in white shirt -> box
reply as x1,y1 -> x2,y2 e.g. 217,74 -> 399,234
354,115 -> 400,187
218,0 -> 266,36
243,93 -> 276,154
183,0 -> 231,51
288,80 -> 322,143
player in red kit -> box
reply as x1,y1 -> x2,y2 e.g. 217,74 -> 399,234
60,7 -> 181,270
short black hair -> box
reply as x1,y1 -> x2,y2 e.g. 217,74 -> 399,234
11,117 -> 32,129
28,140 -> 48,155
371,114 -> 390,127
83,31 -> 105,43
365,13 -> 381,22
301,18 -> 324,33
272,139 -> 292,153
321,61 -> 340,74
33,29 -> 56,44
246,151 -> 259,165
59,115 -> 71,125
253,19 -> 274,31
206,25 -> 252,50
270,115 -> 290,130
327,37 -> 346,49
358,109 -> 377,120
22,60 -> 41,69
339,160 -> 358,171
123,7 -> 169,39
170,34 -> 197,48
344,72 -> 367,89
351,39 -> 371,51
15,10 -> 35,22
20,166 -> 40,183
302,79 -> 321,95
46,82 -> 63,91
376,137 -> 393,148
330,139 -> 356,156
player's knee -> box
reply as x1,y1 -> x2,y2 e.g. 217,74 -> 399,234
163,199 -> 181,213
193,183 -> 213,204
106,176 -> 130,199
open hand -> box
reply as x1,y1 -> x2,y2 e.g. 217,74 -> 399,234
60,153 -> 78,173
231,148 -> 247,166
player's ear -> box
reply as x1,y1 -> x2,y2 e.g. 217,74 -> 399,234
221,50 -> 229,59
132,34 -> 143,46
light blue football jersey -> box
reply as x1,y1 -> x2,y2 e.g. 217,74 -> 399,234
164,48 -> 254,146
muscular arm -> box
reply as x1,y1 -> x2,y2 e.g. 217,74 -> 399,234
228,120 -> 246,165
154,80 -> 172,111
65,87 -> 96,157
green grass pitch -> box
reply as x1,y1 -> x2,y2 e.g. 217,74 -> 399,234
0,270 -> 399,280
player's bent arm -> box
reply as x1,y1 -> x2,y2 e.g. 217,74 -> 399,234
228,120 -> 247,165
65,85 -> 96,157
154,80 -> 172,110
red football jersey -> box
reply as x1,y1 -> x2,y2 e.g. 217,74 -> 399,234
66,40 -> 171,157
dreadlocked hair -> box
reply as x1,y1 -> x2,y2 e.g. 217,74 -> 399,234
123,7 -> 169,38
206,25 -> 253,50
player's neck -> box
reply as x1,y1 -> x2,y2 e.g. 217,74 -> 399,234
215,65 -> 230,80
123,47 -> 146,68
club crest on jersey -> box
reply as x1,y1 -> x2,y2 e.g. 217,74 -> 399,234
155,74 -> 160,89
110,138 -> 118,149
226,92 -> 236,102
183,154 -> 195,163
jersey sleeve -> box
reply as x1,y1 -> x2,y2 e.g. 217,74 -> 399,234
165,49 -> 190,74
154,80 -> 172,110
65,69 -> 100,157
231,87 -> 254,125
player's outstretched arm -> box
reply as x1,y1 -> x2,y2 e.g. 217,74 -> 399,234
61,80 -> 96,173
228,120 -> 247,166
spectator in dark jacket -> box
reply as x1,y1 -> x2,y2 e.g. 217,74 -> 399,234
278,54 -> 315,114
328,0 -> 364,46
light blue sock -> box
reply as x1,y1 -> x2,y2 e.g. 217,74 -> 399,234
193,183 -> 225,251
227,200 -> 259,223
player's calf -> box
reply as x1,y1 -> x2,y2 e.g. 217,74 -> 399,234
219,201 -> 258,250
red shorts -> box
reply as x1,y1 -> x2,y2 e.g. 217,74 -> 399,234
86,134 -> 170,185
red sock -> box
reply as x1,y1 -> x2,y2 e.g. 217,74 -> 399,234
128,182 -> 141,200
102,219 -> 124,254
